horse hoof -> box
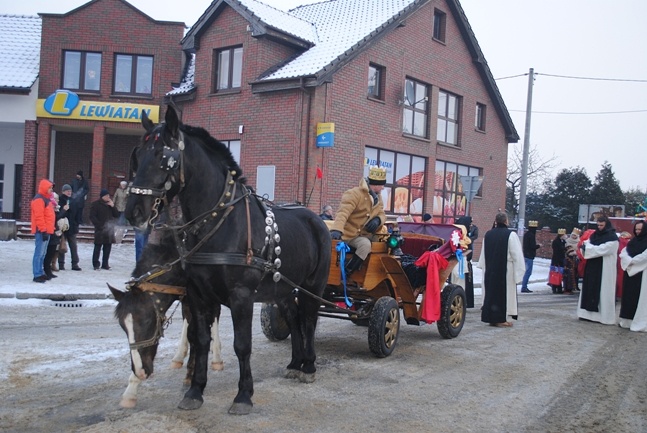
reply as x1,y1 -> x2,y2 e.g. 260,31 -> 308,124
119,398 -> 137,409
285,368 -> 300,379
178,397 -> 203,410
211,361 -> 224,371
170,361 -> 184,369
298,371 -> 316,384
228,402 -> 252,415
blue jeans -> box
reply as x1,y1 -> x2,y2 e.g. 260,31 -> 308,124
521,257 -> 534,289
135,229 -> 150,262
33,232 -> 50,278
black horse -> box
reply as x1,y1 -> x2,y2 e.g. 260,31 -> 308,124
109,227 -> 222,408
125,106 -> 331,414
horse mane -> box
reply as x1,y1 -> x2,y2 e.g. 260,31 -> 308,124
179,123 -> 244,182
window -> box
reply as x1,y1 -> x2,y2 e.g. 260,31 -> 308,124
433,9 -> 446,42
62,51 -> 101,92
475,103 -> 486,131
433,160 -> 482,223
368,63 -> 385,100
437,90 -> 460,145
222,140 -> 241,164
402,78 -> 429,138
114,54 -> 153,95
365,147 -> 426,219
0,164 -> 3,213
214,46 -> 243,92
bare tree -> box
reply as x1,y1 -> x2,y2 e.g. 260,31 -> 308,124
506,144 -> 558,223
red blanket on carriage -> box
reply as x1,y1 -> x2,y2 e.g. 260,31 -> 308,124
414,251 -> 448,324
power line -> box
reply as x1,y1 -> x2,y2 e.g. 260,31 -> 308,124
509,109 -> 647,115
536,73 -> 647,83
495,71 -> 647,83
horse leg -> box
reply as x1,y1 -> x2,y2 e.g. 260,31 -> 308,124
228,298 -> 255,415
171,318 -> 189,369
298,296 -> 321,383
119,372 -> 141,408
178,305 -> 212,410
279,300 -> 305,379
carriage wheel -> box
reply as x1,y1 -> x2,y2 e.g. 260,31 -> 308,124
368,296 -> 400,357
260,303 -> 290,341
436,284 -> 466,339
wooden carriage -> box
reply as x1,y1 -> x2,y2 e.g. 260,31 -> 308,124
261,223 -> 467,357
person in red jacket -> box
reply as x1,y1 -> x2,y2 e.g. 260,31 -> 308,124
31,179 -> 55,282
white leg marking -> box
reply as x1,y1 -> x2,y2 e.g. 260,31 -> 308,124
120,372 -> 141,408
210,317 -> 224,371
171,318 -> 189,368
124,314 -> 146,380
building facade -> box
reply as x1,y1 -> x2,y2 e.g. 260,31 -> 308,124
20,0 -> 518,256
22,0 -> 185,220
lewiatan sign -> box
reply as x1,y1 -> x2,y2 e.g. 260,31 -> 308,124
36,90 -> 159,123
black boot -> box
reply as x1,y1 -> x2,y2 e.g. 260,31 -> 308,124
344,255 -> 364,276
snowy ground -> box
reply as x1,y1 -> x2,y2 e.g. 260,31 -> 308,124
0,238 -> 551,302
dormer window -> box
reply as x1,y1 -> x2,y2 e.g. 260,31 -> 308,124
213,46 -> 243,92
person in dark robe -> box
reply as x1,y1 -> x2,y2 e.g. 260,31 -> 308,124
618,220 -> 647,332
550,229 -> 567,294
577,215 -> 618,325
563,228 -> 581,293
478,212 -> 525,327
455,215 -> 478,307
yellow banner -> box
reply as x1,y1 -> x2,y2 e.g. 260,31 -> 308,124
36,90 -> 159,123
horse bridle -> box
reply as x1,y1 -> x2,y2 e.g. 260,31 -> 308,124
129,128 -> 186,226
126,280 -> 185,351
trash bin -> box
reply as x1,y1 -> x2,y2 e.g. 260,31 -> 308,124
0,219 -> 17,241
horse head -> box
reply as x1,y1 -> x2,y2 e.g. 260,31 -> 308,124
126,107 -> 184,228
110,284 -> 179,380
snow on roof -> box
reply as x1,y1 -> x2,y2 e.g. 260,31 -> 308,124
0,15 -> 41,90
265,0 -> 417,80
168,53 -> 196,96
234,0 -> 318,45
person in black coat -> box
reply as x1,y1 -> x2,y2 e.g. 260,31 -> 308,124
89,189 -> 119,270
550,229 -> 567,293
71,170 -> 89,225
521,220 -> 541,293
58,184 -> 82,271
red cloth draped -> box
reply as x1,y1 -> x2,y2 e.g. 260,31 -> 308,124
414,251 -> 449,323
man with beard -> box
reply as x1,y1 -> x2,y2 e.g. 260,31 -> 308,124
478,212 -> 525,327
577,215 -> 619,325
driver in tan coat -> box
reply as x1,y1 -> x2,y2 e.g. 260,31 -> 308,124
330,166 -> 387,275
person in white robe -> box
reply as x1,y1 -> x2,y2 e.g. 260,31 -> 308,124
478,212 -> 526,327
618,220 -> 647,332
577,216 -> 618,325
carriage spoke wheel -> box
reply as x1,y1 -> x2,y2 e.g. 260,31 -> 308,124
437,284 -> 466,339
368,296 -> 400,357
261,303 -> 291,341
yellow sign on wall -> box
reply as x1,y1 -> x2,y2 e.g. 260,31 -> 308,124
316,122 -> 335,147
36,90 -> 159,123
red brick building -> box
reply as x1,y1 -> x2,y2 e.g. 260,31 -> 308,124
165,0 -> 518,256
25,0 -> 519,256
22,0 -> 185,219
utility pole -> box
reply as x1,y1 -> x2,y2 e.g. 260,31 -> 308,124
517,68 -> 535,237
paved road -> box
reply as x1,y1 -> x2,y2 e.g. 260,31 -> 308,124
0,291 -> 645,433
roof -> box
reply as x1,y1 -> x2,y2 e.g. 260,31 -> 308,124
0,15 -> 41,92
176,0 -> 519,142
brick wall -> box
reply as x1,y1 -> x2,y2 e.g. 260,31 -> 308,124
174,0 -> 512,238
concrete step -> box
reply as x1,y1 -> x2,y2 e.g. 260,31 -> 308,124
16,221 -> 135,244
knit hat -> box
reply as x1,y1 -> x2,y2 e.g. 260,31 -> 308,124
423,213 -> 432,222
77,170 -> 84,177
62,184 -> 72,192
367,166 -> 387,185
100,189 -> 110,198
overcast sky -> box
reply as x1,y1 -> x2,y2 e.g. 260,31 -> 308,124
7,0 -> 647,191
